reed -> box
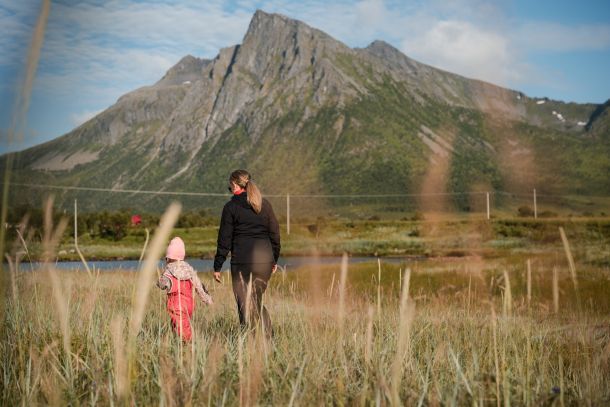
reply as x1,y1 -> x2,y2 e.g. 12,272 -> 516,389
526,259 -> 532,308
553,266 -> 559,314
390,268 -> 414,404
502,270 -> 512,317
491,306 -> 501,407
377,257 -> 381,318
559,227 -> 581,310
338,253 -> 349,339
111,316 -> 128,399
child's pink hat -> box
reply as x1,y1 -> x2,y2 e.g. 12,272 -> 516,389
166,237 -> 185,260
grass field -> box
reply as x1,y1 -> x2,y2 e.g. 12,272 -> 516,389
2,247 -> 610,405
2,203 -> 610,405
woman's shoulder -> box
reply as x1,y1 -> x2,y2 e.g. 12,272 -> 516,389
261,197 -> 273,208
223,198 -> 239,212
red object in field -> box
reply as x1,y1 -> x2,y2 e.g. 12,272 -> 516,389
131,215 -> 142,226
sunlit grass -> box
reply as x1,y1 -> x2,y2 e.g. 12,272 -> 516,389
2,255 -> 609,405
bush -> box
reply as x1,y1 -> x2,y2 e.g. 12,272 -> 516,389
307,216 -> 327,238
517,206 -> 534,217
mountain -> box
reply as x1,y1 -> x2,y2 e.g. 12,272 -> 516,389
5,10 -> 610,212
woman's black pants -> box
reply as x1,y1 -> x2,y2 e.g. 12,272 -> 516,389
230,263 -> 273,335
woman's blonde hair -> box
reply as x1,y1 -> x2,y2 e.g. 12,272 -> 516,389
230,169 -> 262,213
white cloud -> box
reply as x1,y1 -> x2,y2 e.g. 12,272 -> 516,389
401,20 -> 522,85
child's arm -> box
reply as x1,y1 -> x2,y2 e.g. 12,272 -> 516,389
190,268 -> 213,305
157,273 -> 172,291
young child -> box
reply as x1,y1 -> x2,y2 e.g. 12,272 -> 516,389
157,237 -> 213,341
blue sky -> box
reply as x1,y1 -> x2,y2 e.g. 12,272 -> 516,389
1,0 -> 610,153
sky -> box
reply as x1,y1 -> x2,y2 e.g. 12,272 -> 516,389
1,0 -> 610,153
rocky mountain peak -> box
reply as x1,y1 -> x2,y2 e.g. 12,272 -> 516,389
7,9 -> 609,208
155,55 -> 211,87
238,10 -> 342,76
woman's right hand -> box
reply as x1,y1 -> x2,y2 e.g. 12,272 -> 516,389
213,271 -> 222,283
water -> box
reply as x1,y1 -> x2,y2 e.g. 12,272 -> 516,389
23,256 -> 412,272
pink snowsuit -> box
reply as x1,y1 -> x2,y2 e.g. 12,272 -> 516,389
166,274 -> 195,341
158,260 -> 213,342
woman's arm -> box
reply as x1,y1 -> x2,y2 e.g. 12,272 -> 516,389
213,203 -> 234,272
266,200 -> 281,264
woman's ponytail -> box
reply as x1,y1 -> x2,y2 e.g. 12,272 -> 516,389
246,180 -> 262,214
230,169 -> 262,213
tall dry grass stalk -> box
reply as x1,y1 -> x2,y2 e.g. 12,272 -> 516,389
138,227 -> 150,264
449,347 -> 473,397
390,268 -> 414,405
42,198 -> 71,363
111,316 -> 128,399
526,259 -> 532,308
238,333 -> 244,406
338,253 -> 349,340
126,202 -> 181,393
364,305 -> 374,366
336,252 -> 350,386
4,255 -> 18,302
244,336 -> 265,406
491,306 -> 501,407
558,227 -> 581,309
288,355 -> 308,407
73,202 -> 92,278
559,354 -> 565,407
553,267 -> 559,314
502,270 -> 513,317
377,257 -> 382,318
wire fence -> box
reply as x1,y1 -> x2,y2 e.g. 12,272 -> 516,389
8,182 -> 610,230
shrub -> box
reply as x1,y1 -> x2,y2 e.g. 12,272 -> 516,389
517,206 -> 534,217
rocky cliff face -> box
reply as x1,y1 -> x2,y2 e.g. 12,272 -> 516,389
6,10 -> 610,210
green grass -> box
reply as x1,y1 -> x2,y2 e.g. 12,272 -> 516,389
2,201 -> 610,405
20,216 -> 608,261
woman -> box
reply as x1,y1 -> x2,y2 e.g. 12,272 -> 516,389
213,169 -> 281,335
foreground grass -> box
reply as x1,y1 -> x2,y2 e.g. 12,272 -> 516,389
2,258 -> 609,405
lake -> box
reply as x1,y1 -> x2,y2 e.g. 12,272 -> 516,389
22,256 -> 415,272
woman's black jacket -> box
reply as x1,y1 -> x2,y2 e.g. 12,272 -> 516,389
213,193 -> 281,271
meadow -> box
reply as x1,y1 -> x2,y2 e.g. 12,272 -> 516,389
1,204 -> 610,405
15,213 -> 610,264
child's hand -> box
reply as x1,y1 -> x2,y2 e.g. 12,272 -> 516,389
157,275 -> 171,290
202,292 -> 214,305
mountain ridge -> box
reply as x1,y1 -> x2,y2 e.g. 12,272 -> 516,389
4,9 -> 609,211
